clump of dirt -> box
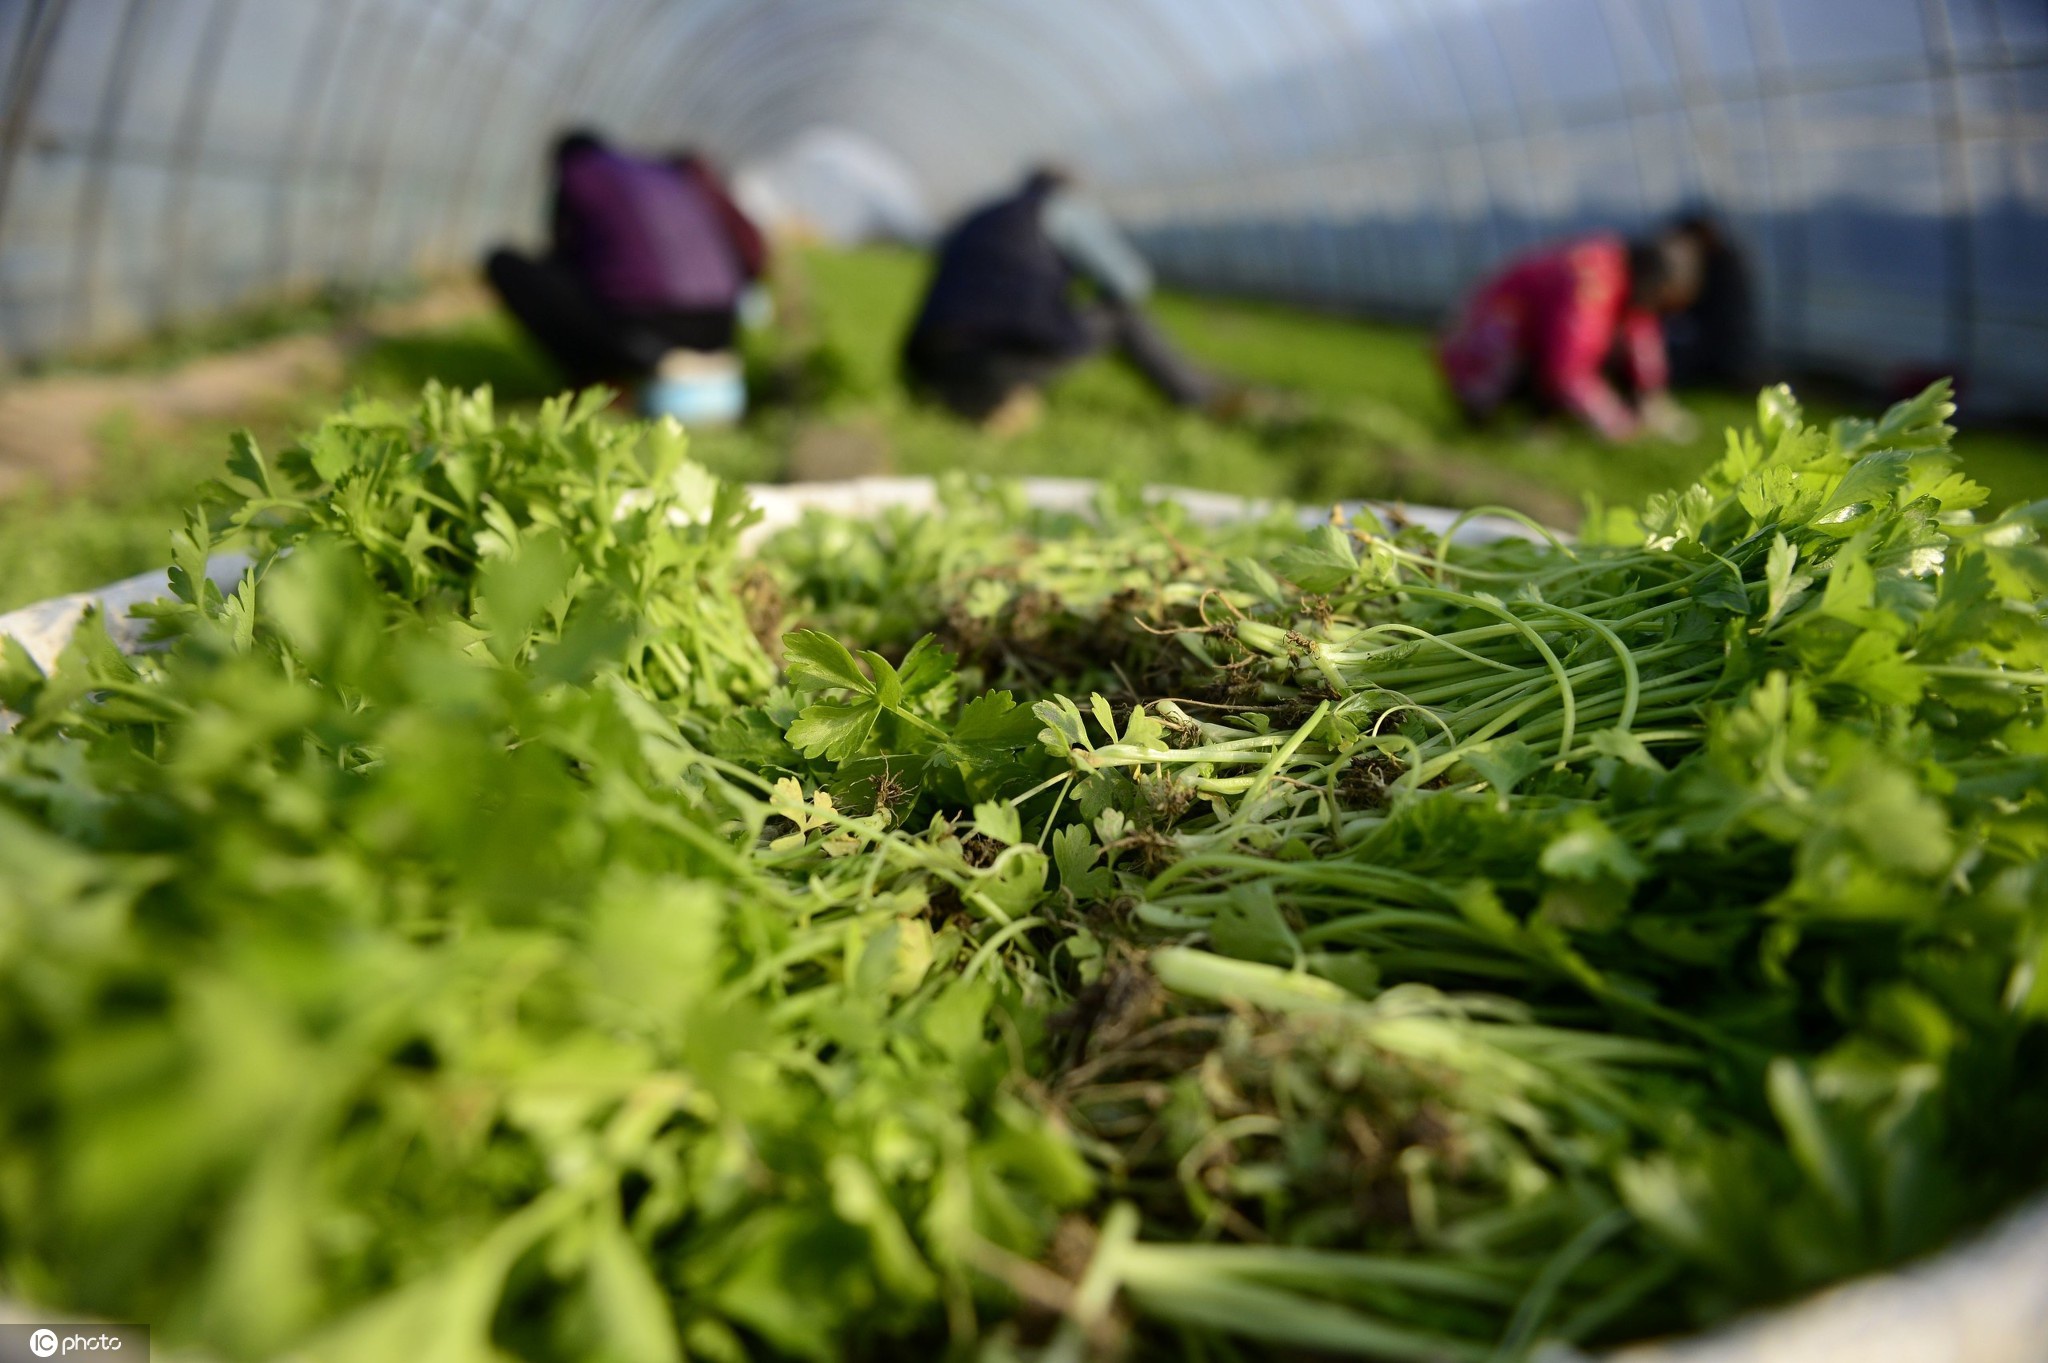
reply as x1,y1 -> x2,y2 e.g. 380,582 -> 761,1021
1340,752 -> 1407,807
936,579 -> 1208,701
959,832 -> 1005,869
736,565 -> 787,658
1053,956 -> 1474,1247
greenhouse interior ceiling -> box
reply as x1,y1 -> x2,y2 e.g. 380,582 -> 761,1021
0,0 -> 2045,411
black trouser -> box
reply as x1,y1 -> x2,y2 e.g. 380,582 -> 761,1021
1482,341 -> 1644,425
903,300 -> 1219,420
483,249 -> 736,389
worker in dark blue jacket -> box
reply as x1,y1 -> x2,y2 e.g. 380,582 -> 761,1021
901,167 -> 1221,428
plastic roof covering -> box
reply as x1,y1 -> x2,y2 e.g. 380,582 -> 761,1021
1,0 -> 2045,410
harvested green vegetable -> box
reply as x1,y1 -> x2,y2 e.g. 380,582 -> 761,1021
1,380 -> 2043,1361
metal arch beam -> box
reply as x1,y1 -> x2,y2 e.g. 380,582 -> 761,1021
611,0 -> 1332,229
289,0 -> 424,283
366,0 -> 575,260
703,2 -> 964,184
637,1 -> 1029,193
1477,0 -> 1580,234
883,0 -> 1197,195
1583,0 -> 1677,222
1036,4 -> 1182,188
1734,0 -> 1808,358
573,0 -> 711,137
265,0 -> 356,285
577,0 -> 753,152
1136,0 -> 1289,290
696,0 -> 1475,307
608,0 -> 818,136
523,0 -> 691,155
435,0 -> 561,258
1196,0 -> 1340,297
789,14 -> 964,188
994,0 -> 1225,189
881,0 -> 1190,200
1298,0 -> 1428,304
1289,0 -> 1433,306
663,4 -> 896,140
627,0 -> 1233,212
1121,0 -> 1262,179
280,0 -> 419,284
1047,0 -> 1459,303
1290,0 -> 1475,304
1918,0 -> 1978,379
477,0 -> 656,238
839,0 -> 1074,194
941,0 -> 1156,155
1387,0 -> 1511,284
1077,0 -> 1456,303
1492,0 -> 1688,233
871,0 -> 1253,207
1231,0 -> 1377,305
600,0 -> 759,129
599,0 -> 818,155
551,0 -> 670,126
155,0 -> 240,325
693,0 -> 1042,165
651,12 -> 898,159
844,2 -> 1095,186
540,0 -> 823,228
736,11 -> 879,147
380,0 -> 499,261
358,0 -> 497,267
1652,0 -> 1745,210
0,6 -> 39,92
0,0 -> 73,360
1081,0 -> 1229,177
974,0 -> 1277,280
1268,0 -> 1400,302
64,0 -> 151,343
340,0 -> 449,279
0,0 -> 69,247
475,1 -> 629,266
823,1 -> 1140,202
1207,0 -> 1362,303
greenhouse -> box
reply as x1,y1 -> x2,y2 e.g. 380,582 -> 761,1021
0,2 -> 2045,1360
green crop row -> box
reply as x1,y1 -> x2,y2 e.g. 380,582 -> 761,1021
0,380 -> 2043,1361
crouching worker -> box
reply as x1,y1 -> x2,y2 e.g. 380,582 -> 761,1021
1437,226 -> 1704,443
1660,211 -> 1755,390
902,167 -> 1222,431
484,130 -> 759,415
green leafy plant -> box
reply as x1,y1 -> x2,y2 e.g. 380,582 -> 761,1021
1,379 -> 2044,1362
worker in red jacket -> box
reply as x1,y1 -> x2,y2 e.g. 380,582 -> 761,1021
1437,228 -> 1704,443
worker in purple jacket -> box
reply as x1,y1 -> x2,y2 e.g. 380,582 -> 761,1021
485,130 -> 757,390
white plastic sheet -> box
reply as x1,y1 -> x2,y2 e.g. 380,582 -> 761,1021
0,477 -> 1538,673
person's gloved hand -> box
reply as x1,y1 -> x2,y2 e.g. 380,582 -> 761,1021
1640,394 -> 1698,444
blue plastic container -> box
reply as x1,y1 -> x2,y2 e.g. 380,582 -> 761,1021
640,351 -> 746,426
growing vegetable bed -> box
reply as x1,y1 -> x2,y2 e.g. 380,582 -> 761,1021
1,381 -> 2044,1362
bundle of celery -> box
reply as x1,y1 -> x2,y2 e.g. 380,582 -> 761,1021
1,381 -> 2042,1362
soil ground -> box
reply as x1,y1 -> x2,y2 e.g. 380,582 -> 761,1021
0,282 -> 490,498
